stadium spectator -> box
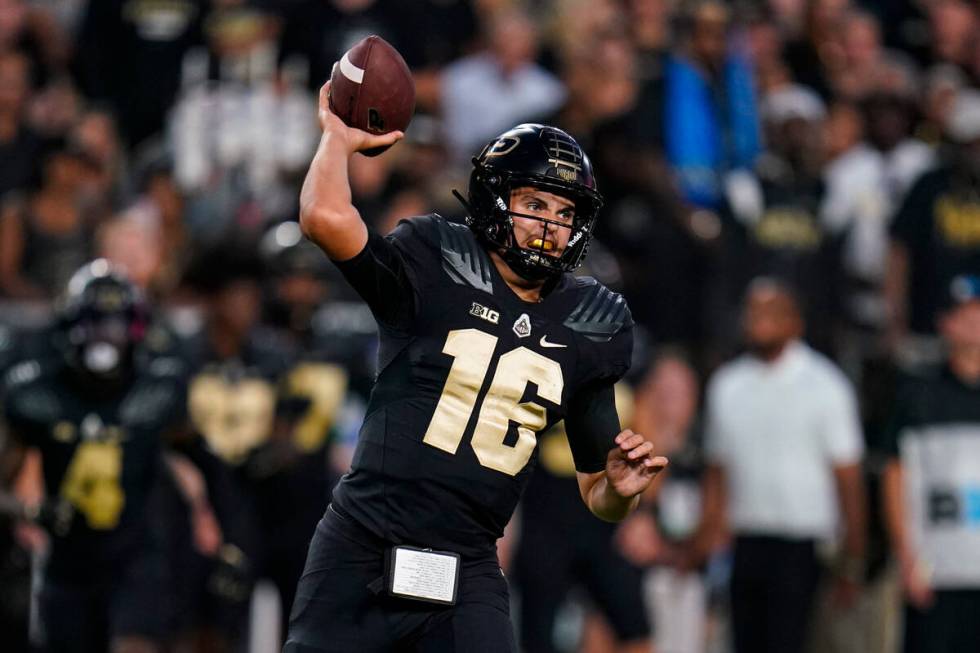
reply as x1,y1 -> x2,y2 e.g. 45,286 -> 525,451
662,0 -> 760,210
441,7 -> 566,163
822,67 -> 935,392
0,142 -> 104,299
0,49 -> 43,201
97,205 -> 165,292
926,0 -> 977,71
782,0 -> 851,100
695,278 -> 867,653
824,81 -> 934,338
881,274 -> 980,653
830,10 -> 888,101
554,30 -> 711,351
168,5 -> 317,244
73,0 -> 206,147
718,84 -> 844,356
627,0 -> 672,71
70,107 -> 133,208
885,88 -> 980,365
26,74 -> 82,141
276,0 -> 421,97
745,16 -> 792,96
917,65 -> 966,145
617,351 -> 709,653
0,0 -> 70,83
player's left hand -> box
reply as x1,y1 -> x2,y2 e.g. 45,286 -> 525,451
605,429 -> 668,499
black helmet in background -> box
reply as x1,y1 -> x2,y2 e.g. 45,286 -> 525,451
462,123 -> 603,281
260,220 -> 338,336
54,259 -> 149,384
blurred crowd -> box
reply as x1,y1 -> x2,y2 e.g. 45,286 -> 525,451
0,0 -> 979,652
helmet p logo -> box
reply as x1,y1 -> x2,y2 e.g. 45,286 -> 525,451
486,136 -> 520,157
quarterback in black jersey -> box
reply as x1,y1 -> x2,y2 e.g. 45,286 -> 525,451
284,83 -> 668,653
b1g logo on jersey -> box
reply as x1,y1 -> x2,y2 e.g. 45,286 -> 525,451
470,302 -> 500,325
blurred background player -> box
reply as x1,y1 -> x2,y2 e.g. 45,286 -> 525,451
251,220 -> 362,644
886,90 -> 980,369
1,260 -> 194,653
514,382 -> 652,653
0,319 -> 33,652
881,274 -> 980,653
171,250 -> 296,653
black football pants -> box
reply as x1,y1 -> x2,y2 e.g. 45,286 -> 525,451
904,589 -> 980,653
730,535 -> 822,653
283,506 -> 516,653
514,522 -> 650,652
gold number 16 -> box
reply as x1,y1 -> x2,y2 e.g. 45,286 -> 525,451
422,329 -> 564,476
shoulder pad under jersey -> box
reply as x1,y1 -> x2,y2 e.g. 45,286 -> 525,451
120,375 -> 183,428
429,216 -> 493,294
563,277 -> 631,343
4,359 -> 43,389
4,360 -> 62,423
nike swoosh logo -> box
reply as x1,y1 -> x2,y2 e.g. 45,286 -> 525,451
539,335 -> 567,348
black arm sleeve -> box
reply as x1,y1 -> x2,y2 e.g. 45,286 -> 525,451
333,231 -> 416,328
564,382 -> 620,474
879,375 -> 921,460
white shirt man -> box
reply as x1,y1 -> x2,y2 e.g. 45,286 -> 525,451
695,279 -> 866,653
705,340 -> 864,539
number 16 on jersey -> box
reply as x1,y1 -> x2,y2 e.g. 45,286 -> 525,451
422,329 -> 563,476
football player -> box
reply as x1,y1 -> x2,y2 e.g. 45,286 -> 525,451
171,254 -> 296,652
0,322 -> 33,651
282,84 -> 668,652
250,222 -> 362,642
1,260 -> 195,653
515,384 -> 653,653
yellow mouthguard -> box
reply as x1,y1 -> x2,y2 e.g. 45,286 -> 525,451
530,239 -> 554,251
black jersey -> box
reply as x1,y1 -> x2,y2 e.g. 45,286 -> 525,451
2,355 -> 186,581
881,366 -> 980,587
330,215 -> 633,557
182,328 -> 295,467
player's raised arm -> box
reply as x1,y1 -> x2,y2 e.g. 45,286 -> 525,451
299,82 -> 403,261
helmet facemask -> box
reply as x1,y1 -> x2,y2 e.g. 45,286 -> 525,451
55,261 -> 149,385
463,163 -> 601,282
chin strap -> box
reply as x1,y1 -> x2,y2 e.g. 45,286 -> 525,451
452,189 -> 473,219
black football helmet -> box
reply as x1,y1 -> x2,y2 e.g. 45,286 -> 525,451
54,259 -> 149,383
459,124 -> 603,281
259,220 -> 335,281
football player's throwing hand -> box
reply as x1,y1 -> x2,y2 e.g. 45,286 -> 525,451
605,429 -> 668,498
317,82 -> 403,155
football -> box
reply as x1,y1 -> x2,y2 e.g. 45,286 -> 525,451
328,35 -> 415,157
